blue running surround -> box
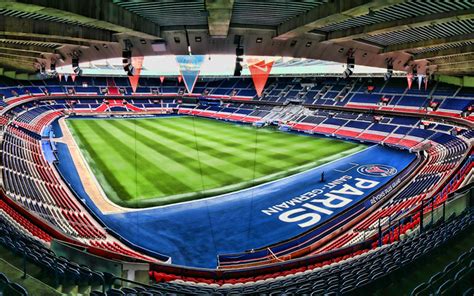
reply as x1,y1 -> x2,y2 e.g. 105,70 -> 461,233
56,132 -> 415,267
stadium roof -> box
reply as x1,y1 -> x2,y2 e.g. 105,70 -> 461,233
0,0 -> 472,79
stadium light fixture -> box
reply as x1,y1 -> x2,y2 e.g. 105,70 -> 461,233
343,56 -> 355,79
72,57 -> 82,76
347,56 -> 355,68
234,62 -> 243,76
73,66 -> 82,76
234,44 -> 244,76
122,50 -> 132,60
384,60 -> 394,81
343,68 -> 353,79
122,50 -> 134,76
72,57 -> 79,68
124,63 -> 135,76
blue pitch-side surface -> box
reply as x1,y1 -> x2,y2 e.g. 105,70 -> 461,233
56,141 -> 415,268
50,118 -> 63,138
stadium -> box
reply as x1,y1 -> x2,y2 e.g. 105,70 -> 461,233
0,0 -> 472,295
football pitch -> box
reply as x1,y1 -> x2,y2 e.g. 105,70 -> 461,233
66,116 -> 365,207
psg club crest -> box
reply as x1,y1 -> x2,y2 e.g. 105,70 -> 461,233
357,164 -> 397,177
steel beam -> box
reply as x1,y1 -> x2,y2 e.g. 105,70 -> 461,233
0,47 -> 48,58
275,0 -> 405,40
0,15 -> 117,44
327,8 -> 474,42
0,0 -> 160,39
383,33 -> 474,53
0,41 -> 59,53
414,44 -> 474,60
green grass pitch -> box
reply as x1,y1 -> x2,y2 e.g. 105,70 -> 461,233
66,116 -> 365,207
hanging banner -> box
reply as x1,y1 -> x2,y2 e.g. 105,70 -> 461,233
58,73 -> 62,81
160,76 -> 165,83
128,56 -> 144,93
248,59 -> 274,97
71,74 -> 77,82
176,55 -> 205,93
424,75 -> 429,91
406,73 -> 413,89
178,75 -> 182,83
417,74 -> 424,90
64,74 -> 69,82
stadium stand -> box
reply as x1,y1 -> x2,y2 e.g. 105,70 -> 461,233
0,75 -> 471,293
0,78 -> 471,292
1,105 -> 163,264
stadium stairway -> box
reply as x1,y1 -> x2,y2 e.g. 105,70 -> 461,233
106,78 -> 121,96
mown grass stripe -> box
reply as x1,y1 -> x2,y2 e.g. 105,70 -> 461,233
67,120 -> 134,201
154,119 -> 295,169
67,116 -> 364,206
185,118 -> 332,157
134,119 -> 268,176
86,120 -> 194,198
75,119 -> 164,200
110,119 -> 245,186
98,120 -> 202,184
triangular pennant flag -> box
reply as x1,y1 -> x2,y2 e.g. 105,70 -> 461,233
64,74 -> 69,82
417,74 -> 423,90
181,71 -> 198,93
160,76 -> 165,84
424,75 -> 429,91
248,59 -> 274,97
177,75 -> 182,83
71,74 -> 77,82
176,55 -> 205,93
407,73 -> 413,89
58,73 -> 62,81
128,56 -> 144,93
